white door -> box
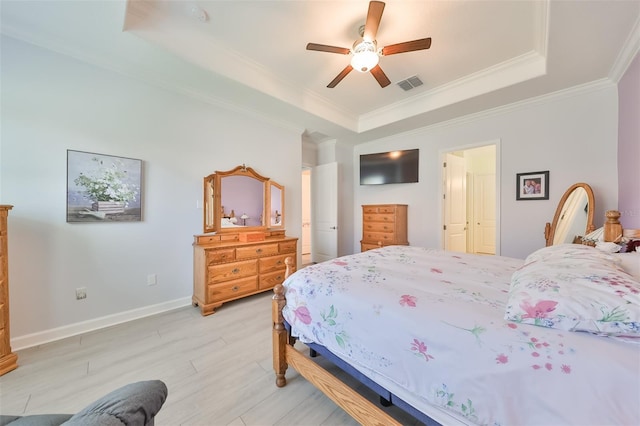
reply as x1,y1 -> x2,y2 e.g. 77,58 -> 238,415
301,169 -> 312,255
473,173 -> 496,254
311,162 -> 338,263
443,153 -> 467,252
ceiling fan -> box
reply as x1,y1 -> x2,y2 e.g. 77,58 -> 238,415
306,1 -> 431,88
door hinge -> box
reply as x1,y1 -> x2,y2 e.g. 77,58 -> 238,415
443,162 -> 447,168
443,225 -> 447,231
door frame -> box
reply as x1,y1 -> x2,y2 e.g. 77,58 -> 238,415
439,139 -> 501,255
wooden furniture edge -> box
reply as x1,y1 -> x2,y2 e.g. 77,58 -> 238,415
272,258 -> 402,426
0,205 -> 18,376
604,210 -> 623,243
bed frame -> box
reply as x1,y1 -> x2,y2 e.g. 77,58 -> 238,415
271,211 -> 626,426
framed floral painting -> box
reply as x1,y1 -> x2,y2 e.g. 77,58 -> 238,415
67,150 -> 143,222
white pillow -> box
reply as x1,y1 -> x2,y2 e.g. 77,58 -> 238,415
595,241 -> 622,253
614,253 -> 640,281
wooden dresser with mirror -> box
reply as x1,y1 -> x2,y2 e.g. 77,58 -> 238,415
193,165 -> 297,316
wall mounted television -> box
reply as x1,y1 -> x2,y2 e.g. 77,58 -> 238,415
360,149 -> 419,185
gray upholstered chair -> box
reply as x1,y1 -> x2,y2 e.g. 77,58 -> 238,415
0,380 -> 168,426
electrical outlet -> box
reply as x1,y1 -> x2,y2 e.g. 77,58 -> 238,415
76,287 -> 87,300
147,274 -> 157,286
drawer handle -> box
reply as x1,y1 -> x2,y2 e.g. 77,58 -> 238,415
232,268 -> 240,274
232,286 -> 239,292
276,260 -> 283,265
256,248 -> 263,254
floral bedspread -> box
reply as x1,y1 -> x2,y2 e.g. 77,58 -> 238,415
282,246 -> 640,426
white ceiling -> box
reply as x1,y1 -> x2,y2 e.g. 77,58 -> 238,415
2,1 -> 639,145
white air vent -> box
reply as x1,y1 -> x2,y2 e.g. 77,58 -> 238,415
397,75 -> 424,91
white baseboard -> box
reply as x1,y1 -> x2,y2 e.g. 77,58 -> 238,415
11,297 -> 193,351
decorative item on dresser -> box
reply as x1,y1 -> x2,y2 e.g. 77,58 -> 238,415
0,205 -> 18,376
360,204 -> 408,252
193,165 -> 297,316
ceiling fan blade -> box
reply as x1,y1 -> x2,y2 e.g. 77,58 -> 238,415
327,65 -> 354,88
306,43 -> 350,55
382,38 -> 432,56
363,1 -> 385,41
370,65 -> 391,88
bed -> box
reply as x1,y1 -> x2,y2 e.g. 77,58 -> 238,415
272,211 -> 640,425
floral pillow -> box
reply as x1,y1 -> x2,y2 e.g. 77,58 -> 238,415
505,245 -> 640,337
524,243 -> 619,265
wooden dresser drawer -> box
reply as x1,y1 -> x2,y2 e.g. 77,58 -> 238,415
195,234 -> 220,245
206,248 -> 235,264
361,242 -> 382,252
362,206 -> 379,214
236,243 -> 279,259
260,254 -> 288,273
363,213 -> 395,223
209,259 -> 258,284
376,206 -> 398,214
259,270 -> 287,290
363,232 -> 394,244
279,240 -> 297,253
363,222 -> 395,233
208,277 -> 258,301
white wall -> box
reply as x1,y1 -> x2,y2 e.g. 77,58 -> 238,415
354,83 -> 619,259
0,33 -> 621,346
1,36 -> 302,346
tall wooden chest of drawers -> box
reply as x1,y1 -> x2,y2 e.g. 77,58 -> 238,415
361,204 -> 408,252
0,205 -> 17,376
193,232 -> 297,316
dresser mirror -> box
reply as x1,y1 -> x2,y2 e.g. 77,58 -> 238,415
544,182 -> 595,246
203,165 -> 284,234
269,181 -> 284,229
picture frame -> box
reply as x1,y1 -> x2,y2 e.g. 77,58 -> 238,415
516,170 -> 549,200
67,150 -> 143,222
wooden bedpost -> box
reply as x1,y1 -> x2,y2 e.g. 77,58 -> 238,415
604,210 -> 622,242
273,257 -> 295,388
272,284 -> 288,387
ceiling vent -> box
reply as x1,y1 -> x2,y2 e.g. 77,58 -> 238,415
397,75 -> 423,91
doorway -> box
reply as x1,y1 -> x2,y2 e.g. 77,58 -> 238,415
442,143 -> 498,255
301,168 -> 312,266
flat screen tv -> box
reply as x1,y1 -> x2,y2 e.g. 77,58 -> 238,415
360,149 -> 419,185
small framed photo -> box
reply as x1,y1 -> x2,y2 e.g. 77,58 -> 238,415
516,171 -> 549,200
67,150 -> 143,222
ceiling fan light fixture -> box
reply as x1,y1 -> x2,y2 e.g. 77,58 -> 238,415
350,40 -> 379,72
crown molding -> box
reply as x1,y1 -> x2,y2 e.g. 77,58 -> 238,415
609,15 -> 640,82
361,78 -> 615,146
359,51 -> 547,132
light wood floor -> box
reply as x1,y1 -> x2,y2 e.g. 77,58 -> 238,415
0,292 -> 421,425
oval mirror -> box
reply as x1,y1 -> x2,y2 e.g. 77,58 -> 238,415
545,183 -> 595,246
